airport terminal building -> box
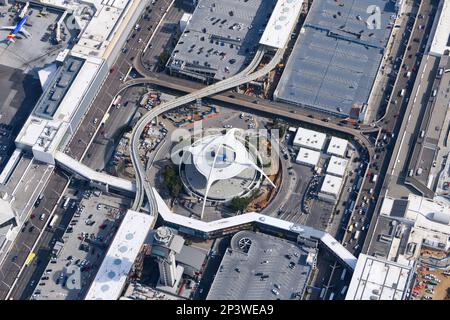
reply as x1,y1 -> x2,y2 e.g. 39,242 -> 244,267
0,0 -> 146,267
274,0 -> 399,120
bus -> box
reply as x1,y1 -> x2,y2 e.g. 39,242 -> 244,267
25,252 -> 36,266
340,268 -> 347,281
348,200 -> 356,213
49,214 -> 59,228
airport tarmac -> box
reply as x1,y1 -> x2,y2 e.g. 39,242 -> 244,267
0,4 -> 72,72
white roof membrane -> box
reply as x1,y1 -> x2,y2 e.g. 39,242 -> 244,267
259,0 -> 305,49
85,210 -> 154,300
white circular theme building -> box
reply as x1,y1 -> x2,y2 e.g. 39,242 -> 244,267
178,129 -> 275,210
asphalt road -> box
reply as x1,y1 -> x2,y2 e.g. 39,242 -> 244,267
348,0 -> 438,255
0,170 -> 69,299
363,0 -> 440,255
66,0 -> 174,164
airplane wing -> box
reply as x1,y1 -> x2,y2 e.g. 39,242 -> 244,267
0,26 -> 15,31
19,27 -> 31,38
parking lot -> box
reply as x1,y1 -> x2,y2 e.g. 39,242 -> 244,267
412,249 -> 450,300
32,191 -> 130,300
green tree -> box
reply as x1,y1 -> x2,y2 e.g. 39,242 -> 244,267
159,50 -> 171,67
163,165 -> 182,198
230,196 -> 251,212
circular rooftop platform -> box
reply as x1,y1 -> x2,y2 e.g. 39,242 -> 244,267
178,129 -> 263,202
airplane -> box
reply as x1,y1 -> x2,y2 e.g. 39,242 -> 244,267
0,15 -> 31,43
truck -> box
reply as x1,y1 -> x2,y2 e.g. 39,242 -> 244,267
112,95 -> 122,107
371,174 -> 378,183
354,230 -> 361,240
346,149 -> 353,159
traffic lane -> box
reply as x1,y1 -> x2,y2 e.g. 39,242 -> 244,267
11,229 -> 55,300
67,0 -> 168,160
82,89 -> 142,170
393,57 -> 440,180
141,2 -> 182,71
359,0 -> 437,253
372,6 -> 419,122
10,196 -> 80,300
343,0 -> 435,250
0,171 -> 68,299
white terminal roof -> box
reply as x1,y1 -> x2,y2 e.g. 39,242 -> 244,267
153,188 -> 357,270
320,174 -> 343,197
326,156 -> 348,177
0,198 -> 15,225
405,194 -> 450,225
16,56 -> 102,156
259,0 -> 305,49
429,0 -> 450,56
327,136 -> 348,157
295,147 -> 320,167
41,0 -> 134,58
85,210 -> 154,300
293,128 -> 327,151
381,194 -> 450,226
345,254 -> 412,300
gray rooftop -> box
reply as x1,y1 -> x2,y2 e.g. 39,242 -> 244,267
168,0 -> 276,82
276,0 -> 397,117
176,245 -> 207,270
34,57 -> 84,119
206,231 -> 315,300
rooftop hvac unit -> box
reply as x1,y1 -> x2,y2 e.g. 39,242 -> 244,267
370,295 -> 379,300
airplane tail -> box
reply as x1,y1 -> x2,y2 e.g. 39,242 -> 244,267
6,34 -> 16,43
